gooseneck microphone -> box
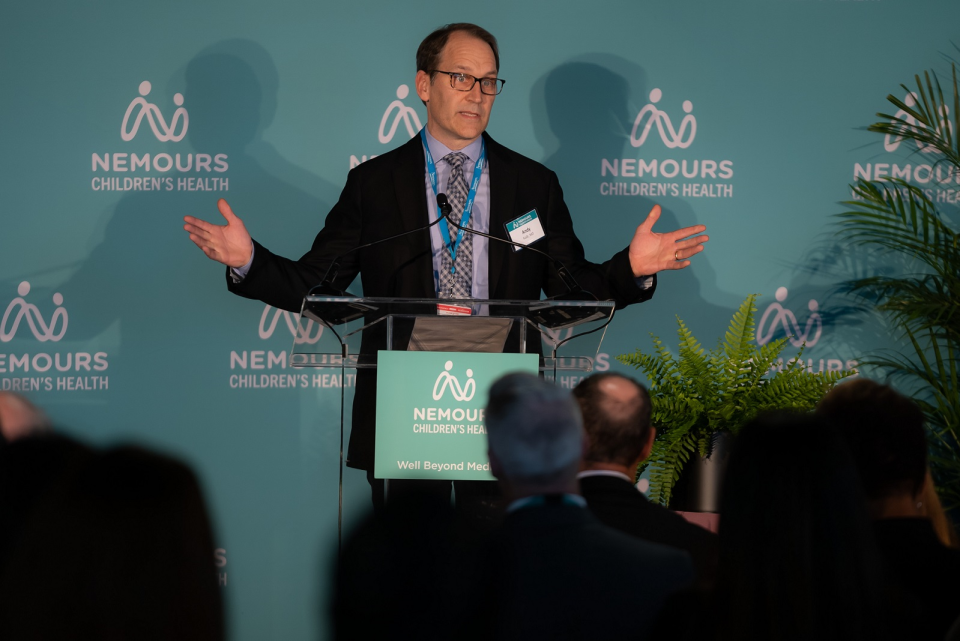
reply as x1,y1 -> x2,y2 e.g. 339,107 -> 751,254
435,193 -> 586,298
314,196 -> 453,294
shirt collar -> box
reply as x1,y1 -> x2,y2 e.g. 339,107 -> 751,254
423,127 -> 483,166
576,469 -> 635,484
506,493 -> 587,514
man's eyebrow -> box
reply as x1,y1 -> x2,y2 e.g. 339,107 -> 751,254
452,64 -> 498,77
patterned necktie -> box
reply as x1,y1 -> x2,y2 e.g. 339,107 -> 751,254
439,152 -> 473,299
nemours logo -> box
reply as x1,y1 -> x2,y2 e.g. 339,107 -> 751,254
351,84 -> 425,168
1,282 -> 67,343
852,92 -> 960,205
0,282 -> 108,393
601,87 -> 734,199
756,287 -> 857,375
882,92 -> 950,154
432,360 -> 476,402
379,85 -> 422,144
91,80 -> 229,193
228,306 -> 352,390
258,306 -> 323,345
757,286 -> 822,348
629,88 -> 696,149
121,81 -> 188,142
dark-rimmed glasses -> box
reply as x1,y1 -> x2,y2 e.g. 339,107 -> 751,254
429,70 -> 505,95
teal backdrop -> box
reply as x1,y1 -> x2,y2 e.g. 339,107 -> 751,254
3,1 -> 960,638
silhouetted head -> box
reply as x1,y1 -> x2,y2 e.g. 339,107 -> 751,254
573,372 -> 653,468
183,39 -> 278,152
816,378 -> 927,502
716,411 -> 883,641
485,372 -> 584,492
0,445 -> 224,640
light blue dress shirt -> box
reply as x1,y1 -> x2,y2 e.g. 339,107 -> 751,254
422,129 -> 489,299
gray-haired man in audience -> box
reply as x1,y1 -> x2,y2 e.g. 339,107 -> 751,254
480,372 -> 693,640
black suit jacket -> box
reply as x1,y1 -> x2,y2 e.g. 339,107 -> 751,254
579,474 -> 719,587
873,518 -> 960,640
228,133 -> 656,468
480,501 -> 693,641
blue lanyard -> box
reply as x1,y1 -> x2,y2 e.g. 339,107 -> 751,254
421,128 -> 485,274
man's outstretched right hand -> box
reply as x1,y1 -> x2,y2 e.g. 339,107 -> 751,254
184,198 -> 254,268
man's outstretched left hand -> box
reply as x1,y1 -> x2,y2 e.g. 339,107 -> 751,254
628,204 -> 709,277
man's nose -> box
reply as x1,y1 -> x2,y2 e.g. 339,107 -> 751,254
465,82 -> 483,102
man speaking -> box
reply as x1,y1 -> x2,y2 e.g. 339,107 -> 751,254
184,23 -> 708,502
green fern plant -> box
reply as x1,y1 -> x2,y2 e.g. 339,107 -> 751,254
617,294 -> 853,507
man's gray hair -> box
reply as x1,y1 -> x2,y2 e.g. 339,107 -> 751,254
485,372 -> 584,484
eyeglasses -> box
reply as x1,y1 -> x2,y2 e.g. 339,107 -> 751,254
429,70 -> 506,95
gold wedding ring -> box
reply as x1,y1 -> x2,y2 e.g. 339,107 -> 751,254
675,250 -> 681,261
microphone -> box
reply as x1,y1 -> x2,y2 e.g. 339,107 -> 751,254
314,195 -> 452,294
435,193 -> 586,298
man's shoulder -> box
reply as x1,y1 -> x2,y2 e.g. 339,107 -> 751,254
581,475 -> 718,544
580,474 -> 651,511
499,503 -> 692,571
483,133 -> 555,178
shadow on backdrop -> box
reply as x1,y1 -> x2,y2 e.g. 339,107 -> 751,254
532,56 -> 738,355
5,40 -> 344,641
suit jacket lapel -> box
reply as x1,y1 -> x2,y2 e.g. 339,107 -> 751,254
485,133 -> 518,298
392,135 -> 435,297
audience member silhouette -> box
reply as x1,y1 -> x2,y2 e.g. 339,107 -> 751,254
479,372 -> 694,640
652,412 -> 895,641
573,372 -> 718,587
0,444 -> 224,640
0,433 -> 92,577
330,490 -> 481,640
817,379 -> 960,639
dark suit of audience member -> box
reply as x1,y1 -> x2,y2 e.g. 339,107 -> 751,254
818,379 -> 960,641
488,495 -> 694,640
0,433 -> 91,577
0,445 -> 224,641
331,490 -> 483,641
480,373 -> 693,641
579,473 -> 718,586
573,373 -> 718,586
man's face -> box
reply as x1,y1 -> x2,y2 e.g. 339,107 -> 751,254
415,31 -> 497,150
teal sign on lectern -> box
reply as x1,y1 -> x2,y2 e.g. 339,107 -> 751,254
374,350 -> 539,480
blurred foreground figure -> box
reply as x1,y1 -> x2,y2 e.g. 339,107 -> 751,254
573,372 -> 718,587
818,379 -> 960,640
0,391 -> 49,445
0,444 -> 224,641
0,434 -> 91,576
653,412 -> 895,641
480,372 -> 693,641
331,491 -> 480,641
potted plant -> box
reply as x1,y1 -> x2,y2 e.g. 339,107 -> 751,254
617,294 -> 852,508
835,60 -> 960,512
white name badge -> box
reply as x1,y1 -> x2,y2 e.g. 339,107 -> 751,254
505,209 -> 545,252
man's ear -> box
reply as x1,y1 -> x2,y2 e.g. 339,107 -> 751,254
415,70 -> 432,104
488,448 -> 503,480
